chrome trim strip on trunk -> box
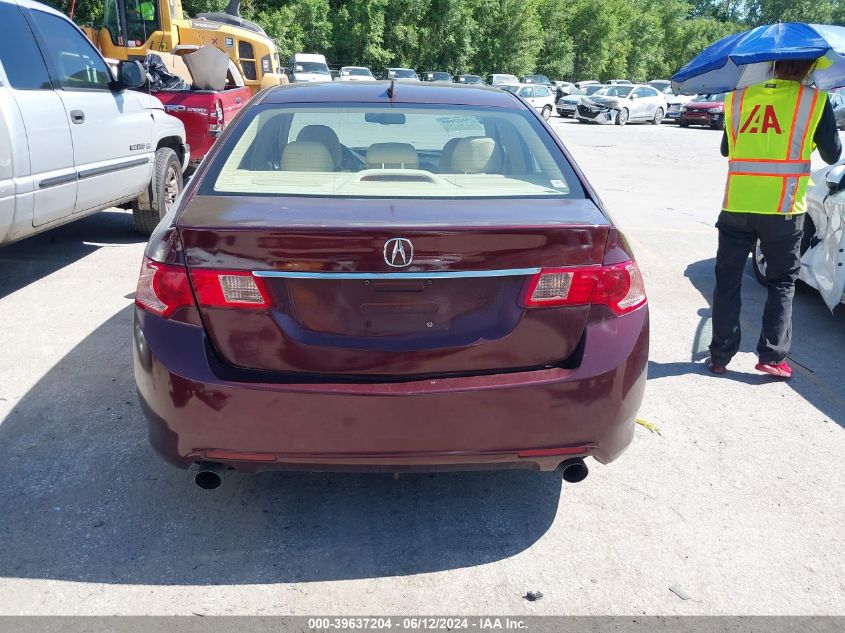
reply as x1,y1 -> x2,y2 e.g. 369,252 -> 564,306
252,268 -> 543,280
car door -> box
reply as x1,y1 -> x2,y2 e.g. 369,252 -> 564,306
518,86 -> 535,109
627,87 -> 647,120
535,86 -> 552,108
28,8 -> 152,215
0,1 -> 76,229
644,86 -> 664,118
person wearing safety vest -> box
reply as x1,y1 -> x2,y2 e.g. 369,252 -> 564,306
708,59 -> 841,379
139,0 -> 155,21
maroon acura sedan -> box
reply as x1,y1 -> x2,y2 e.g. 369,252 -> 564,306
133,81 -> 648,489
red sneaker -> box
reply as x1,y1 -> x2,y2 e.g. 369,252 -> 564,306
755,361 -> 792,379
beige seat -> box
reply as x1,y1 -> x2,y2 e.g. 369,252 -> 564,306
296,125 -> 343,169
439,137 -> 469,172
280,141 -> 334,172
366,143 -> 419,169
449,137 -> 502,174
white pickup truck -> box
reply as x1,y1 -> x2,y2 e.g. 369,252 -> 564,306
0,0 -> 190,244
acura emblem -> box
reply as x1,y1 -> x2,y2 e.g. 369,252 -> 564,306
384,237 -> 413,267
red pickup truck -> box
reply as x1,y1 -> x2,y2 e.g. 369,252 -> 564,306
155,87 -> 251,171
138,49 -> 252,172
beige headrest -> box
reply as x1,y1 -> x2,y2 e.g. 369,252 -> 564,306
439,137 -> 466,172
450,137 -> 502,174
366,143 -> 419,169
281,141 -> 334,172
297,125 -> 342,168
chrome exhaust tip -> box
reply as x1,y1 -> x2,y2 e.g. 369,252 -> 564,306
194,462 -> 225,490
559,457 -> 589,483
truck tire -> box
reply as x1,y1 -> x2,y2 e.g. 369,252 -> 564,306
133,147 -> 183,235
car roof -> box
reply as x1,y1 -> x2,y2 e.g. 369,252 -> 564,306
260,81 -> 528,109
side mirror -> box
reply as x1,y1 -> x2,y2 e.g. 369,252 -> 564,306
115,60 -> 146,90
825,164 -> 845,194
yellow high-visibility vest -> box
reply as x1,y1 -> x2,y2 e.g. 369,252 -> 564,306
723,80 -> 827,215
140,1 -> 155,21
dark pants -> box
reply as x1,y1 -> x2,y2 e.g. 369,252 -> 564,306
709,211 -> 804,366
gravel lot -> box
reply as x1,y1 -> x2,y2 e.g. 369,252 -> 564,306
0,117 -> 843,616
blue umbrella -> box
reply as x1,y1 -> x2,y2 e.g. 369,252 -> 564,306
672,22 -> 845,95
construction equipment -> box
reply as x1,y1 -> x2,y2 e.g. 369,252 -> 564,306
79,0 -> 286,95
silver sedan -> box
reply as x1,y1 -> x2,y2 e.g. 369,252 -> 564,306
574,84 -> 668,126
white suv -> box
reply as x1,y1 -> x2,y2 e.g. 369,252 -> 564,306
0,0 -> 189,244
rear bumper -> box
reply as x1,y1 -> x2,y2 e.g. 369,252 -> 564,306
134,306 -> 648,473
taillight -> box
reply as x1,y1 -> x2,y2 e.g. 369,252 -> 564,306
190,269 -> 269,308
594,261 -> 647,315
521,261 -> 646,315
208,100 -> 224,136
520,267 -> 599,308
135,257 -> 194,318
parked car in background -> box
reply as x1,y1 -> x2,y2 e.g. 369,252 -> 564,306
575,80 -> 600,89
504,84 -> 555,119
557,84 -> 604,117
553,81 -> 576,99
486,73 -> 519,86
575,84 -> 666,126
0,0 -> 189,243
454,74 -> 484,85
385,67 -> 420,81
828,91 -> 845,130
132,81 -> 648,488
752,162 -> 845,310
605,79 -> 632,85
422,71 -> 453,83
288,53 -> 332,83
520,74 -> 551,86
679,93 -> 726,129
338,66 -> 375,81
647,79 -> 694,123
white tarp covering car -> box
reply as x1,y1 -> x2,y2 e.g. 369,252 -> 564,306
753,163 -> 845,310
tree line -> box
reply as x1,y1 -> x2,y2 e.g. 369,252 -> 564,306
53,0 -> 845,81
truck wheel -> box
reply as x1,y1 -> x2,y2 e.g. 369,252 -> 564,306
133,147 -> 183,235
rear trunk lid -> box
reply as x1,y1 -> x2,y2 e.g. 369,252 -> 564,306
178,195 -> 610,378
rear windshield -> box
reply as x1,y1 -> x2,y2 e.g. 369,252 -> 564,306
204,104 -> 585,199
294,62 -> 329,74
388,69 -> 417,79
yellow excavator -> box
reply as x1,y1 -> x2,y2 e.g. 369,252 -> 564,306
79,0 -> 286,94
